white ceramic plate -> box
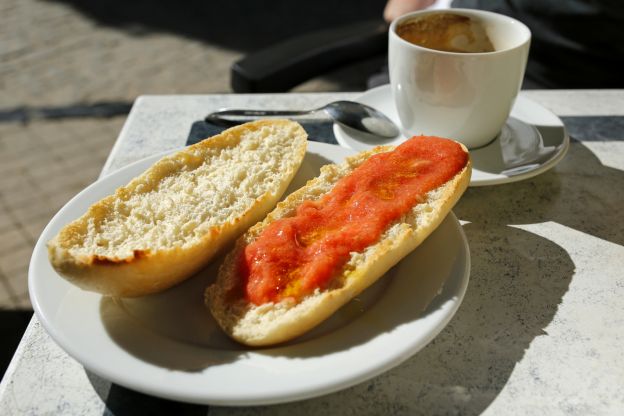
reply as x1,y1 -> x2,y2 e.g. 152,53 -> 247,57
334,84 -> 570,186
29,141 -> 470,406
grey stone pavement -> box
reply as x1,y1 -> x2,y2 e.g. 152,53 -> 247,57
0,0 -> 386,310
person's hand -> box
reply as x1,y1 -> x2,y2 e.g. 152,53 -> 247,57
383,0 -> 436,23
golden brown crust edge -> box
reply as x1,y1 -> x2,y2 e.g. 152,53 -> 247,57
47,119 -> 308,297
206,142 -> 472,346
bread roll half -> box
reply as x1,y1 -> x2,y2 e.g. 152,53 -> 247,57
206,137 -> 471,346
48,119 -> 307,297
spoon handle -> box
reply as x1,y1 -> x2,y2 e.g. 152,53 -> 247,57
205,108 -> 312,124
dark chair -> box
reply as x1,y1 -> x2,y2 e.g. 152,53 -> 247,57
230,20 -> 388,93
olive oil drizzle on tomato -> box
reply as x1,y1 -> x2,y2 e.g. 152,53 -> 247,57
242,136 -> 468,305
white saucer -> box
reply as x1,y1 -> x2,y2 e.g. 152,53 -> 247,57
334,85 -> 570,187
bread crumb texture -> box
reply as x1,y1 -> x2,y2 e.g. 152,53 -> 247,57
59,121 -> 306,263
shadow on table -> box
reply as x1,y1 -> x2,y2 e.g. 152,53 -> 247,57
187,119 -> 339,147
86,371 -> 208,416
462,137 -> 624,247
397,138 -> 622,414
0,310 -> 33,380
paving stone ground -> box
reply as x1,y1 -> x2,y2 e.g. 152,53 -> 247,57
0,117 -> 125,308
0,0 -> 385,309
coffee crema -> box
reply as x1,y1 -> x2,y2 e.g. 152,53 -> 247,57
396,13 -> 495,53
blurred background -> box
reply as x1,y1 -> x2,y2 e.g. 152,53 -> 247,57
0,0 -> 388,376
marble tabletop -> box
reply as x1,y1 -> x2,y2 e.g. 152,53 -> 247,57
1,89 -> 623,415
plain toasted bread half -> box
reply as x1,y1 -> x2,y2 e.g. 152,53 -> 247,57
48,119 -> 307,297
206,136 -> 471,346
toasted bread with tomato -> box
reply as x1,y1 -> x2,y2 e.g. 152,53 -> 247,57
206,136 -> 471,346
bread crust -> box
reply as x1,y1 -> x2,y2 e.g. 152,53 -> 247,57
48,119 -> 308,297
206,140 -> 471,347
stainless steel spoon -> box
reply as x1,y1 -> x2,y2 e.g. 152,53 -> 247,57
205,100 -> 399,138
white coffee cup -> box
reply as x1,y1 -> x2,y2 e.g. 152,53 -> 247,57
389,9 -> 531,148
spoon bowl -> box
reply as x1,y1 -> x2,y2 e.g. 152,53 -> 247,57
205,100 -> 399,138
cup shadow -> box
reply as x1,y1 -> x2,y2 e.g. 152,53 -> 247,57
401,222 -> 573,414
463,139 -> 624,246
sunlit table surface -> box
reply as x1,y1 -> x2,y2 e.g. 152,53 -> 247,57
1,89 -> 623,415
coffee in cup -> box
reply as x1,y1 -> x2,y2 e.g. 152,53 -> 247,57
396,13 -> 495,53
389,9 -> 531,149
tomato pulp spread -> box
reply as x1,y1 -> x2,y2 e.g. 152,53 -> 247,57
241,136 -> 467,305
